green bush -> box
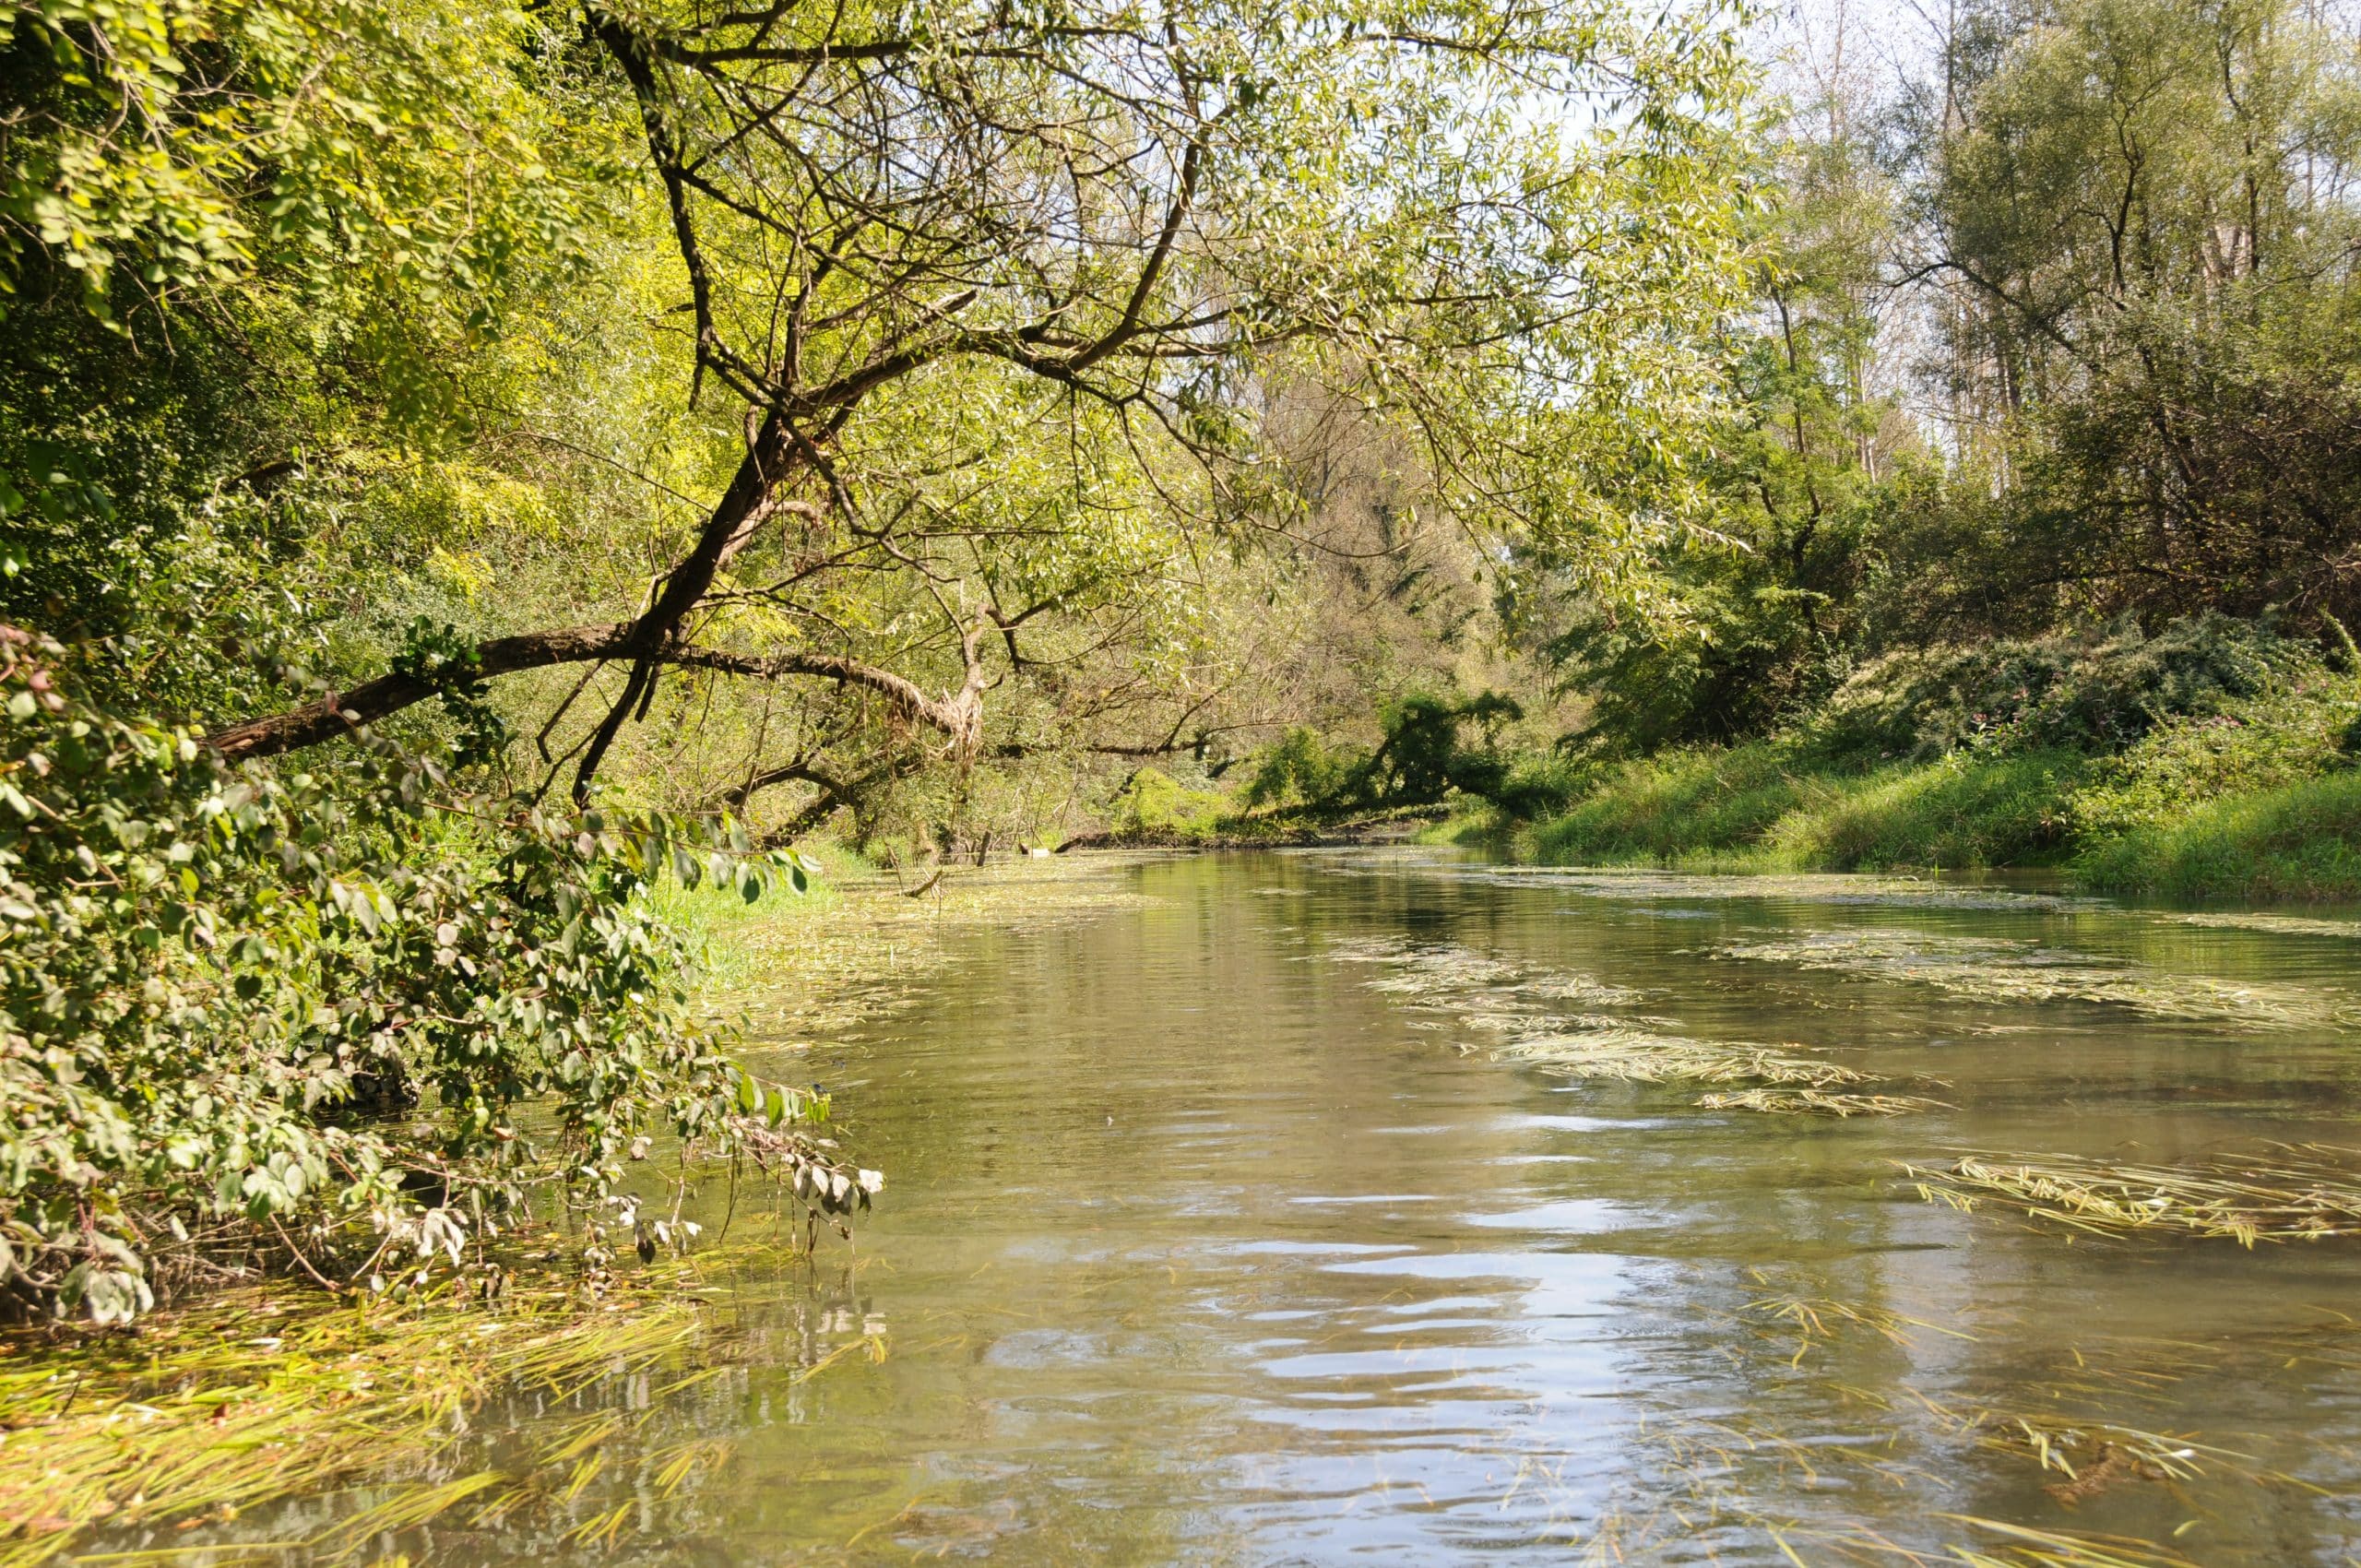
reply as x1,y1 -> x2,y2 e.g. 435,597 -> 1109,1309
0,633 -> 859,1323
1799,614 -> 2305,763
2068,673 -> 2358,840
1242,728 -> 1360,811
1107,768 -> 1231,837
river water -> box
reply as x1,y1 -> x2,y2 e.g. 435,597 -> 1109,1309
467,852 -> 2361,1562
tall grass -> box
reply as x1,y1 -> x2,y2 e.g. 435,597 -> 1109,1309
2070,768 -> 2361,900
1525,744 -> 2090,873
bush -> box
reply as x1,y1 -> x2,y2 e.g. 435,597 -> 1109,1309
1107,768 -> 1230,837
1799,614 -> 2305,763
0,632 -> 860,1323
1242,728 -> 1360,811
2068,673 -> 2358,840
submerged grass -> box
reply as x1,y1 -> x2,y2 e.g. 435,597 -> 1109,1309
2164,909 -> 2361,939
1904,1145 -> 2361,1244
1328,933 -> 1955,1109
1700,1088 -> 1951,1117
1716,929 -> 2354,1029
0,1253 -> 753,1564
1491,1028 -> 1869,1089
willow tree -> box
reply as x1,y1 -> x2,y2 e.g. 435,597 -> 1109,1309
158,0 -> 1756,800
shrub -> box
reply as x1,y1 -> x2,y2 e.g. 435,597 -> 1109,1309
1107,768 -> 1230,837
1799,614 -> 2306,763
2068,673 -> 2357,840
0,632 -> 860,1323
1242,728 -> 1359,811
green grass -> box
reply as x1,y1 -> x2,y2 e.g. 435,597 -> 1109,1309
1524,744 -> 2091,874
1518,735 -> 2360,900
2071,767 -> 2361,900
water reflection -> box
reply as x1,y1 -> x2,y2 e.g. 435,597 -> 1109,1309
219,850 -> 2361,1562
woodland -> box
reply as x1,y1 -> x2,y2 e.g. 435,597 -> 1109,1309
4,0 -> 2360,1330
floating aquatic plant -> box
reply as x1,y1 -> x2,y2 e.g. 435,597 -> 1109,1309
1701,1087 -> 1951,1118
2166,910 -> 2361,940
0,1251 -> 783,1564
1329,933 -> 1952,1104
1904,1145 -> 2361,1243
1326,856 -> 2109,911
1719,929 -> 2354,1029
1491,1028 -> 1869,1088
1327,935 -> 1644,1008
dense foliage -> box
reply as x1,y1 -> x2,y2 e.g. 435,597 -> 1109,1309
0,630 -> 864,1321
0,0 -> 1762,1314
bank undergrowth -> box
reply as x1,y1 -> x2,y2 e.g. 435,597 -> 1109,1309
1442,618 -> 2361,901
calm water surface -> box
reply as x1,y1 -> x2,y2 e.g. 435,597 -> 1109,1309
348,852 -> 2361,1562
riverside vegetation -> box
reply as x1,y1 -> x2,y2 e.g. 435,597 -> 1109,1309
2,0 -> 1743,1546
6,0 -> 2361,1559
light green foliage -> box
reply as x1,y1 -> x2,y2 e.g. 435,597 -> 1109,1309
1107,769 -> 1231,840
0,0 -> 590,339
1546,81 -> 1905,753
0,633 -> 848,1321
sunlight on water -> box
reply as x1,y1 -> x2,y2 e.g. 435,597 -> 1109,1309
243,849 -> 2361,1564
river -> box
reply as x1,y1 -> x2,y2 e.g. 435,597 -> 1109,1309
433,850 -> 2361,1562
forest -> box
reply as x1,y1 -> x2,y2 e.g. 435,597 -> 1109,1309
6,0 -> 2361,1560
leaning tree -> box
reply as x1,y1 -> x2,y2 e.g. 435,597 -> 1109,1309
177,0 -> 1756,805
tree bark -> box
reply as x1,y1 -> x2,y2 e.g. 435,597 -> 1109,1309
204,622 -> 984,763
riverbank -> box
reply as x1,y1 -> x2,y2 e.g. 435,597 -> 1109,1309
1431,737 -> 2361,902
0,854 -> 1142,1562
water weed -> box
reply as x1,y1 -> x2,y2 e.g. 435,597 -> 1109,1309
1717,930 -> 2354,1029
1904,1146 -> 2361,1244
1700,1088 -> 1952,1117
0,1254 -> 754,1564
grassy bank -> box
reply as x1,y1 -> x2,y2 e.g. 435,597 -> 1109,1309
1497,745 -> 2092,875
1461,738 -> 2361,902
